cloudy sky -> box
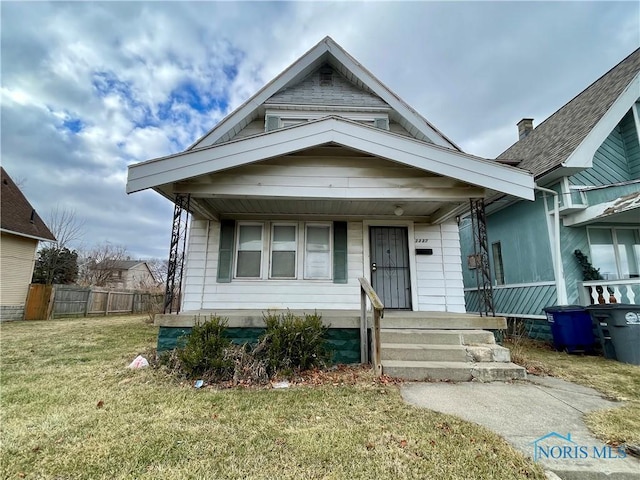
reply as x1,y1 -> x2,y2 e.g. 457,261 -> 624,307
2,1 -> 638,260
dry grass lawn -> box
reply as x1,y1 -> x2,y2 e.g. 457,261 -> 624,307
508,337 -> 640,446
1,316 -> 545,479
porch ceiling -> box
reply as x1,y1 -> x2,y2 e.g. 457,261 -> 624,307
194,197 -> 449,221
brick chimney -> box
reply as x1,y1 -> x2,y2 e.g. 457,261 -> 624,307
517,118 -> 534,140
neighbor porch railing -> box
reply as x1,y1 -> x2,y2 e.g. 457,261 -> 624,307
578,279 -> 640,305
359,277 -> 384,376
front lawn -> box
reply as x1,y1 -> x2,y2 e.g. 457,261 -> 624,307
0,316 -> 545,479
508,338 -> 640,446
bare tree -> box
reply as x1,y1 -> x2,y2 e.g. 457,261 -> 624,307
47,206 -> 85,249
145,257 -> 168,285
78,242 -> 129,287
32,207 -> 85,285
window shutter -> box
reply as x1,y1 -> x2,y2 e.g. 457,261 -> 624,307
333,221 -> 348,284
374,118 -> 389,130
217,219 -> 236,283
265,115 -> 280,132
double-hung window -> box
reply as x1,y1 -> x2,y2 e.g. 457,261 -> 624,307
233,222 -> 334,280
304,224 -> 331,279
588,227 -> 640,280
270,224 -> 297,278
236,224 -> 263,278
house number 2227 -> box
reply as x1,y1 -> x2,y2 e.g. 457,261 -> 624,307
416,239 -> 429,244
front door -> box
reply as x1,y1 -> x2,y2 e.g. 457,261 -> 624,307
370,226 -> 411,309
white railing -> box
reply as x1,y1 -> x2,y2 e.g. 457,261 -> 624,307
578,279 -> 640,305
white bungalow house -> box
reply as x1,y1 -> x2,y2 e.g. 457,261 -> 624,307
127,37 -> 535,380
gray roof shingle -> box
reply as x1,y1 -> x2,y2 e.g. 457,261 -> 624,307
497,48 -> 640,178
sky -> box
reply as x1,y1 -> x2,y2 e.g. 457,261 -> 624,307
1,1 -> 638,261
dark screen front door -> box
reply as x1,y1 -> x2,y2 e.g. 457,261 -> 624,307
370,226 -> 411,309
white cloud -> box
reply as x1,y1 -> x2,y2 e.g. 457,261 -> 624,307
1,1 -> 638,260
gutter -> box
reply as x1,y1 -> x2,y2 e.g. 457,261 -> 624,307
535,185 -> 568,305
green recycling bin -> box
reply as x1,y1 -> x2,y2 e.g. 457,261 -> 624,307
586,304 -> 640,365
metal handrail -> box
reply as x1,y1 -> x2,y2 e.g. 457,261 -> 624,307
358,277 -> 384,376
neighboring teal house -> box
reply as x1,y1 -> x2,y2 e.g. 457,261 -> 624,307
460,48 -> 640,338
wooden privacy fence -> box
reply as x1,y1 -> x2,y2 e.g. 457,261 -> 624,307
25,284 -> 163,320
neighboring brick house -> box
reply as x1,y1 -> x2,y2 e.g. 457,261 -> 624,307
96,260 -> 159,290
0,167 -> 56,321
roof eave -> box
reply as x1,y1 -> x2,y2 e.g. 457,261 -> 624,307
128,116 -> 534,201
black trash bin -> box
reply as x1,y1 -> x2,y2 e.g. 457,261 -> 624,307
586,304 -> 640,365
544,305 -> 596,353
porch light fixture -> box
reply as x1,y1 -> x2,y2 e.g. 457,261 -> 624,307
394,206 -> 404,217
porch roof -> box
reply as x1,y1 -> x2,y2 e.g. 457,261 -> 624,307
563,190 -> 640,226
127,116 -> 535,202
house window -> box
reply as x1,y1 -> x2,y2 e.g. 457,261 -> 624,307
304,224 -> 331,279
270,224 -> 297,278
492,242 -> 505,286
588,227 -> 640,280
236,224 -> 263,278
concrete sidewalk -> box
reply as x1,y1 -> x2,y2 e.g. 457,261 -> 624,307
401,376 -> 640,480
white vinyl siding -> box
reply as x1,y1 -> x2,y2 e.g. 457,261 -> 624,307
304,224 -> 331,279
181,219 -> 466,313
181,219 -> 362,311
0,232 -> 38,307
414,222 -> 465,313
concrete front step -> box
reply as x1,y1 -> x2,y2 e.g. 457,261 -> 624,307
380,329 -> 496,345
383,312 -> 506,330
381,343 -> 512,363
382,343 -> 469,362
382,360 -> 526,382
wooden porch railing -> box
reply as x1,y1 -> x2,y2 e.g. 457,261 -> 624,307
579,279 -> 639,305
359,277 -> 384,376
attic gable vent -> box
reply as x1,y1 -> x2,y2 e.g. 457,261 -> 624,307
319,67 -> 333,86
374,118 -> 389,130
265,115 -> 281,132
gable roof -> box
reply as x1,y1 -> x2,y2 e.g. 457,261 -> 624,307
128,115 -> 535,200
266,63 -> 389,108
497,48 -> 640,180
1,167 -> 56,242
189,36 -> 460,150
105,260 -> 146,270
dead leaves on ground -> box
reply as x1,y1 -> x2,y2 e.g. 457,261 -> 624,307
181,365 -> 404,390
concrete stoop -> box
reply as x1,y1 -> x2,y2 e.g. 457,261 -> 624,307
380,327 -> 526,382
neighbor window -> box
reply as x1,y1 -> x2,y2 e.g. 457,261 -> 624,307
236,224 -> 263,278
492,242 -> 505,286
270,224 -> 297,278
588,227 -> 640,280
304,224 -> 331,279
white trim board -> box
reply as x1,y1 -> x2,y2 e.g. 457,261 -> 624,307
0,228 -> 56,243
564,74 -> 640,169
127,116 -> 535,200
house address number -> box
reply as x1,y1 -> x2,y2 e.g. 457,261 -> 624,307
416,239 -> 429,244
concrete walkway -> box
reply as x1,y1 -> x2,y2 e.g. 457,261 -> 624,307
401,376 -> 640,480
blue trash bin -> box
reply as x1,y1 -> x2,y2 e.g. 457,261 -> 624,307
544,305 -> 596,353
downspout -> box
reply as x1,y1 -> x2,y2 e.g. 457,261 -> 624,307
535,185 -> 568,305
